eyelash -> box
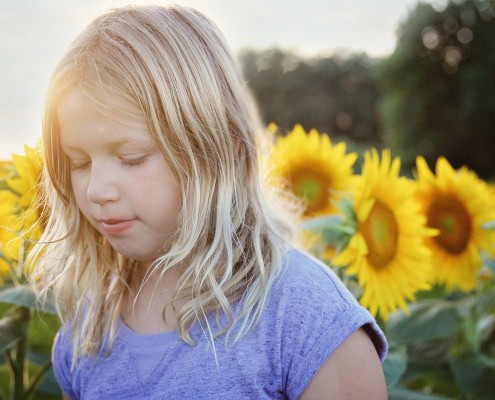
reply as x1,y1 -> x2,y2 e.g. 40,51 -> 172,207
70,161 -> 90,171
121,155 -> 148,166
69,155 -> 149,170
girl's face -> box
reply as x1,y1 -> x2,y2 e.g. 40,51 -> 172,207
58,89 -> 182,264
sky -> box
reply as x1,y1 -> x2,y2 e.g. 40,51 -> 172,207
0,0 -> 422,158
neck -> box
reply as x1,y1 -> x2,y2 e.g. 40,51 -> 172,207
121,261 -> 184,334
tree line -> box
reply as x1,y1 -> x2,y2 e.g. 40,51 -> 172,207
240,0 -> 495,179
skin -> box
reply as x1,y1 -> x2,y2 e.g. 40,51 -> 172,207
300,328 -> 388,399
58,89 -> 182,265
57,89 -> 387,400
58,87 -> 184,334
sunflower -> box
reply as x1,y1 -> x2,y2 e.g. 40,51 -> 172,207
333,149 -> 436,319
415,156 -> 495,291
0,190 -> 21,283
7,144 -> 43,209
269,124 -> 357,218
5,144 -> 45,274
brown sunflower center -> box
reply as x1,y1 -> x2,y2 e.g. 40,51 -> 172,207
290,167 -> 330,215
361,200 -> 398,270
427,194 -> 471,254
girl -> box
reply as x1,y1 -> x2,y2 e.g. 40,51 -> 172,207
31,4 -> 387,399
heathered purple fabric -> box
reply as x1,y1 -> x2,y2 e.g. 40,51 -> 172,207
53,249 -> 387,399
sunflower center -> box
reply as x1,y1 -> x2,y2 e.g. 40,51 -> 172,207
361,200 -> 398,270
290,168 -> 329,215
427,194 -> 471,254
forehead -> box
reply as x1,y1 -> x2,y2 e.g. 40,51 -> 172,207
58,87 -> 145,125
57,88 -> 153,149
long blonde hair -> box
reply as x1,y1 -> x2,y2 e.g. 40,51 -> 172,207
29,4 -> 296,363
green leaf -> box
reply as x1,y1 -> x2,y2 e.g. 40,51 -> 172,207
28,312 -> 60,355
387,300 -> 461,344
388,385 -> 452,400
35,368 -> 61,395
478,314 -> 495,342
483,256 -> 495,275
0,307 -> 29,353
449,352 -> 495,400
0,286 -> 56,315
299,214 -> 345,231
0,286 -> 38,308
383,346 -> 407,387
321,225 -> 355,247
403,339 -> 452,366
0,316 -> 22,353
334,198 -> 355,219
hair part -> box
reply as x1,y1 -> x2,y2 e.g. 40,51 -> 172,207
29,4 -> 297,366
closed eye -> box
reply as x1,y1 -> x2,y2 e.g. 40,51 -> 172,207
69,160 -> 91,171
121,155 -> 149,166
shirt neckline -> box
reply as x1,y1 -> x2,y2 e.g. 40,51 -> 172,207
117,318 -> 180,347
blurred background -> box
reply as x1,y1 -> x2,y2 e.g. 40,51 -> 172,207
1,1 -> 495,399
243,0 -> 495,179
5,0 -> 494,180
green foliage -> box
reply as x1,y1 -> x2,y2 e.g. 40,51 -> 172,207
450,352 -> 495,398
300,200 -> 357,251
0,288 -> 61,400
382,275 -> 495,399
0,287 -> 56,315
387,300 -> 462,343
0,306 -> 28,355
240,48 -> 383,146
376,0 -> 495,179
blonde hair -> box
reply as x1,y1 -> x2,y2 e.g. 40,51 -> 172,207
29,4 -> 296,362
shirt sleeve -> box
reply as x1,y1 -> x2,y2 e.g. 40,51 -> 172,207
52,324 -> 77,400
276,250 -> 387,399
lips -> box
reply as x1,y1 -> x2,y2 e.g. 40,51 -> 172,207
99,219 -> 136,235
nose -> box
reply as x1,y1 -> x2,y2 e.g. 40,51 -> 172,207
86,164 -> 120,204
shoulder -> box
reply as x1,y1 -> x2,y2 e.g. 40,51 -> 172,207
300,327 -> 388,399
269,248 -> 377,331
52,323 -> 72,370
264,248 -> 387,399
52,322 -> 136,399
273,248 -> 361,307
52,323 -> 77,399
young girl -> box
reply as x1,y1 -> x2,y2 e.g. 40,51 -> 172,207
31,4 -> 387,399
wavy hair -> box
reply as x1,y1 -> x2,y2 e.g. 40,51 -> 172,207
29,5 -> 297,363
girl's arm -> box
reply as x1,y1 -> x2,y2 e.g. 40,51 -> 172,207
299,328 -> 387,399
62,393 -> 71,400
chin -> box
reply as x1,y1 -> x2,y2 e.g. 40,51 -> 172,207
108,239 -> 170,264
117,249 -> 164,264
112,248 -> 151,262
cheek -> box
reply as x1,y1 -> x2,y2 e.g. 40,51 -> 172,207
151,180 -> 182,221
70,176 -> 89,210
144,159 -> 182,210
149,184 -> 182,213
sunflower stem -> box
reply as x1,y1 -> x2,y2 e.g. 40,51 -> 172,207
23,361 -> 52,400
465,279 -> 483,353
472,274 -> 485,353
13,335 -> 27,400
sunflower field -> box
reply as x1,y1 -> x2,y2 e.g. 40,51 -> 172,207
0,145 -> 60,399
1,128 -> 495,399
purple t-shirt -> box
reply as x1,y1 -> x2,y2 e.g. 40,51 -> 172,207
53,249 -> 387,399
